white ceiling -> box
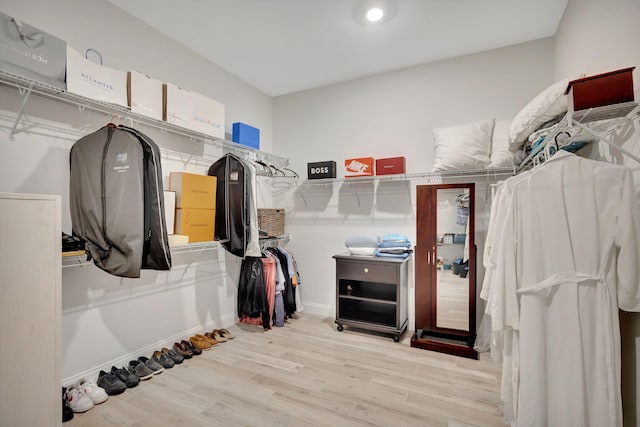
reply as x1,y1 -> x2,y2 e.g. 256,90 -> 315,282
107,0 -> 568,97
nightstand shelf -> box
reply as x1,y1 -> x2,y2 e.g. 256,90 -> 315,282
333,253 -> 409,342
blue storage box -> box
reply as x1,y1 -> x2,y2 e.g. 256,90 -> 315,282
232,122 -> 260,150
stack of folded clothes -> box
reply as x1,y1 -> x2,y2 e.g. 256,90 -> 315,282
344,235 -> 379,256
375,234 -> 413,259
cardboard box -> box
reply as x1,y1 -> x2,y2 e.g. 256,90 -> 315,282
175,208 -> 215,243
128,71 -> 163,120
190,91 -> 225,139
232,122 -> 260,150
169,172 -> 217,210
307,161 -> 337,179
566,67 -> 635,111
375,157 -> 406,175
344,157 -> 375,177
163,190 -> 176,235
163,82 -> 194,129
0,12 -> 67,90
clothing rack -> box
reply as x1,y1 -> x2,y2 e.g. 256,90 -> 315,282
517,101 -> 640,172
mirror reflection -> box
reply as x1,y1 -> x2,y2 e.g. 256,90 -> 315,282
435,188 -> 470,331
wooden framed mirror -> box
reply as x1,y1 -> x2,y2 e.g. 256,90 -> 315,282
411,183 -> 477,359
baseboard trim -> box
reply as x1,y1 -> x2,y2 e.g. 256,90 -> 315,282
301,302 -> 333,317
63,313 -> 236,386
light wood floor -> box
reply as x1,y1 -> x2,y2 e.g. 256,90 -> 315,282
436,270 -> 470,331
67,314 -> 504,427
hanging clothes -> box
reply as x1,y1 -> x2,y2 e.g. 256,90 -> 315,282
208,154 -> 261,258
261,255 -> 276,329
268,247 -> 297,317
483,151 -> 640,427
237,256 -> 269,329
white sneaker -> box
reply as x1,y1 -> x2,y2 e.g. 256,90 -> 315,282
78,379 -> 108,404
65,385 -> 94,413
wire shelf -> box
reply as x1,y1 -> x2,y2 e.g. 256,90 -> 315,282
299,167 -> 516,186
0,69 -> 290,169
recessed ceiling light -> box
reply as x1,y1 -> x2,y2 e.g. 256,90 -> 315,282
366,7 -> 384,22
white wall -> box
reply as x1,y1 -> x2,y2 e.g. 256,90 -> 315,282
0,0 -> 273,383
554,1 -> 640,426
272,39 -> 555,327
1,0 -> 273,146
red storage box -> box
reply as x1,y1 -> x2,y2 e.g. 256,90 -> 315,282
344,157 -> 374,177
376,157 -> 406,175
566,67 -> 635,111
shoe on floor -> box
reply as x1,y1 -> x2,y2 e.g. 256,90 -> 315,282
152,350 -> 175,369
64,384 -> 94,413
162,347 -> 185,364
202,332 -> 220,346
173,342 -> 193,359
78,379 -> 108,404
97,370 -> 127,396
190,335 -> 212,351
128,359 -> 154,380
210,329 -> 228,343
217,328 -> 236,340
111,365 -> 140,388
62,387 -> 74,422
181,339 -> 202,356
139,356 -> 164,374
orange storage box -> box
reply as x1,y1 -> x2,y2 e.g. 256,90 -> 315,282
175,208 -> 215,243
169,172 -> 217,210
344,157 -> 375,177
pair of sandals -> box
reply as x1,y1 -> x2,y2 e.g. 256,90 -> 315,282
206,328 -> 235,344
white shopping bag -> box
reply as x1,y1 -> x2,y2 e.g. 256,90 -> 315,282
65,46 -> 128,107
128,70 -> 163,121
190,90 -> 225,139
162,82 -> 195,129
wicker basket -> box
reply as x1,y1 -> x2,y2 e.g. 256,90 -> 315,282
257,208 -> 285,237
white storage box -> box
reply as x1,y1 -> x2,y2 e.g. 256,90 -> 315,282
163,190 -> 176,235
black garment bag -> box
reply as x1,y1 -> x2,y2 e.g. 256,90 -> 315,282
208,154 -> 250,257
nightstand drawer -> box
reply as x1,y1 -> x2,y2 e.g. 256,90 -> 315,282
336,261 -> 396,283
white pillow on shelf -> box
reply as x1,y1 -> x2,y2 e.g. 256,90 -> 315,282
432,119 -> 494,172
489,119 -> 515,168
508,78 -> 570,151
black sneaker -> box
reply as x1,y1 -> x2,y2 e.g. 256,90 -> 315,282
62,387 -> 74,422
111,365 -> 140,388
97,370 -> 127,395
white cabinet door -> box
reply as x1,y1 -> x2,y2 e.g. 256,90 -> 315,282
0,193 -> 61,427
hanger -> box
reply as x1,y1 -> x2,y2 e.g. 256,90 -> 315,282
282,167 -> 299,178
107,114 -> 121,127
254,160 -> 273,176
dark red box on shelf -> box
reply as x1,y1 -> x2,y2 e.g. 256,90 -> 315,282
375,157 -> 406,175
566,67 -> 635,111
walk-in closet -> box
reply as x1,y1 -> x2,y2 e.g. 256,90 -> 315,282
1,1 -> 640,426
